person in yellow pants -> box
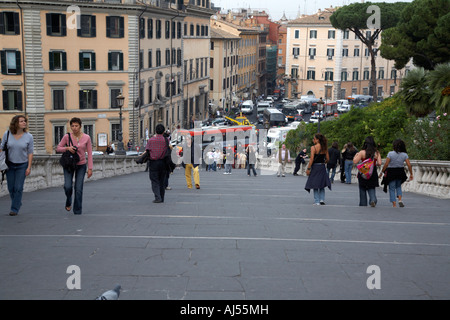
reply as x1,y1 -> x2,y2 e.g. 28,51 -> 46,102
181,135 -> 202,189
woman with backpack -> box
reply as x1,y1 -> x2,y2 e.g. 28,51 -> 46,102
353,136 -> 382,207
379,139 -> 413,207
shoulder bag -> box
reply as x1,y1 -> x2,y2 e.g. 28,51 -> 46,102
59,133 -> 80,172
357,157 -> 375,180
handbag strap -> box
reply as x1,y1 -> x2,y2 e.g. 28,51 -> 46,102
67,133 -> 74,147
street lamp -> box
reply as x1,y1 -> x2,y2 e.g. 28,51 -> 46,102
115,93 -> 126,155
317,97 -> 324,133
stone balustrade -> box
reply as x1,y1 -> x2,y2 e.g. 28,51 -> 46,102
0,155 -> 146,198
256,156 -> 450,199
1,156 -> 449,199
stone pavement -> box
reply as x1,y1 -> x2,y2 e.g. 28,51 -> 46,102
0,166 -> 449,300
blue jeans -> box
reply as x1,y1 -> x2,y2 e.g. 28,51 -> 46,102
359,186 -> 377,206
6,161 -> 28,214
344,160 -> 353,184
63,164 -> 87,214
313,188 -> 325,204
388,179 -> 403,203
327,166 -> 336,182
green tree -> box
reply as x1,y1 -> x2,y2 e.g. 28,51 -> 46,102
380,0 -> 450,70
397,68 -> 434,117
427,63 -> 450,114
330,2 -> 408,101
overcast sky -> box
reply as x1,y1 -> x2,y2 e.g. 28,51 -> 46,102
213,0 -> 414,21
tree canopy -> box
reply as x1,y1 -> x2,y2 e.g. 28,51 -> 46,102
379,0 -> 450,70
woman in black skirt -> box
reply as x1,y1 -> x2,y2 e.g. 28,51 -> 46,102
305,133 -> 331,205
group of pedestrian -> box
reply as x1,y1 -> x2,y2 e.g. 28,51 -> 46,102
301,133 -> 413,207
1,115 -> 415,215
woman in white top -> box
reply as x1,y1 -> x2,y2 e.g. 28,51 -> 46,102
0,115 -> 34,216
379,139 -> 413,207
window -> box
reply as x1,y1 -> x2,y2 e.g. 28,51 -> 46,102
148,83 -> 153,103
210,41 -> 214,50
326,48 -> 335,58
292,47 -> 300,57
148,50 -> 152,68
172,21 -> 176,38
49,51 -> 67,71
84,124 -> 94,144
352,70 -> 359,81
354,48 -> 360,57
54,125 -> 65,147
2,90 -> 22,110
79,89 -> 97,109
156,20 -> 161,38
328,30 -> 335,39
342,48 -> 349,57
139,18 -> 145,39
165,20 -> 170,39
148,19 -> 153,39
108,51 -> 123,71
165,49 -> 170,66
156,49 -> 161,67
52,89 -> 64,110
309,30 -> 317,39
190,24 -> 194,36
46,13 -> 66,36
291,67 -> 298,79
110,88 -> 121,108
78,15 -> 96,37
177,22 -> 181,39
177,49 -> 181,67
341,71 -> 348,81
111,124 -> 120,142
1,50 -> 21,75
363,69 -> 370,80
343,30 -> 349,40
210,79 -> 213,91
0,12 -> 20,35
324,71 -> 333,81
308,48 -> 316,58
391,69 -> 397,79
378,68 -> 384,80
294,30 -> 299,39
307,70 -> 315,80
79,52 -> 95,71
106,16 -> 124,38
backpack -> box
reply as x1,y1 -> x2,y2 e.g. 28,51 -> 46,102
357,157 -> 375,180
59,133 -> 80,172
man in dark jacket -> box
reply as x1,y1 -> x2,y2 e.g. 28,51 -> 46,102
181,135 -> 202,189
293,148 -> 307,176
327,142 -> 341,183
146,124 -> 169,203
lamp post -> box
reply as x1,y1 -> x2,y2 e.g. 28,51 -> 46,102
317,97 -> 324,133
115,93 -> 126,155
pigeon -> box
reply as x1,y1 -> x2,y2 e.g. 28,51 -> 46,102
95,285 -> 121,300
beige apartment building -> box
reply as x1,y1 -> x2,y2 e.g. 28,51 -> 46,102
209,27 -> 240,112
182,0 -> 214,128
285,8 -> 413,101
0,0 -> 208,154
211,16 -> 259,103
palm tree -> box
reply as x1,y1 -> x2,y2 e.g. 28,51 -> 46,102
398,68 -> 434,117
427,63 -> 450,114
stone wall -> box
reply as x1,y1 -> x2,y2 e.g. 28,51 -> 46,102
0,155 -> 146,197
256,156 -> 450,199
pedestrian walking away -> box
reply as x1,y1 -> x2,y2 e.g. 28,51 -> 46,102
0,115 -> 34,216
56,117 -> 93,214
379,139 -> 414,207
224,144 -> 234,175
342,142 -> 357,184
353,136 -> 382,207
181,135 -> 202,189
304,133 -> 331,205
277,144 -> 291,177
293,147 -> 307,176
246,144 -> 257,177
327,141 -> 341,183
146,124 -> 169,202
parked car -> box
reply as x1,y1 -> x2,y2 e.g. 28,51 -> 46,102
337,99 -> 351,113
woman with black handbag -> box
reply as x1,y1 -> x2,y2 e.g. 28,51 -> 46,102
56,117 -> 93,214
0,115 -> 34,216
